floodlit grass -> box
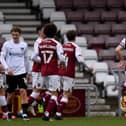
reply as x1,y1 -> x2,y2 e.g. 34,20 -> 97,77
0,117 -> 126,126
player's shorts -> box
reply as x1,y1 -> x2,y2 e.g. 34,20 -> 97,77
0,73 -> 6,88
6,73 -> 27,93
32,72 -> 43,89
41,75 -> 61,91
60,76 -> 75,91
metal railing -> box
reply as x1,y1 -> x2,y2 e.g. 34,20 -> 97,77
106,69 -> 125,117
74,84 -> 98,116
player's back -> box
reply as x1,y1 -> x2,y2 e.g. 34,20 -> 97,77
39,38 -> 59,76
32,37 -> 42,72
59,42 -> 76,78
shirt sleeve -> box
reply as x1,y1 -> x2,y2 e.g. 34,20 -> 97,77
119,38 -> 126,49
31,40 -> 40,61
56,42 -> 66,62
0,43 -> 9,70
24,44 -> 31,73
75,45 -> 84,63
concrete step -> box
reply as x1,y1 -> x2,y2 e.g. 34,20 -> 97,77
6,21 -> 40,26
21,27 -> 36,33
5,15 -> 36,20
27,41 -> 34,46
0,9 -> 31,14
75,78 -> 89,84
86,98 -> 105,104
85,92 -> 99,97
86,111 -> 116,116
87,105 -> 111,111
75,72 -> 84,78
0,3 -> 26,8
22,34 -> 37,40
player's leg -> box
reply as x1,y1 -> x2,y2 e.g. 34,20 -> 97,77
55,76 -> 74,120
18,74 -> 29,120
6,75 -> 17,119
28,72 -> 42,116
42,75 -> 60,121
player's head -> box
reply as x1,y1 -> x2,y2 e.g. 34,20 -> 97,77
10,26 -> 22,43
36,24 -> 45,39
66,30 -> 77,42
36,25 -> 43,35
43,23 -> 57,38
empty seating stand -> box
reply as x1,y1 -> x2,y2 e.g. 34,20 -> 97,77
50,11 -> 66,30
0,11 -> 4,23
39,0 -> 55,19
105,35 -> 121,48
98,49 -> 116,61
0,24 -> 13,34
87,36 -> 105,52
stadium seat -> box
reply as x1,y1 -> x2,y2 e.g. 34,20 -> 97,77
104,75 -> 118,97
39,0 -> 55,19
105,35 -> 121,48
90,0 -> 107,9
98,49 -> 116,61
75,36 -> 87,49
73,0 -> 89,9
60,24 -> 77,35
117,10 -> 126,22
54,0 -> 73,10
87,35 -> 105,51
112,23 -> 126,34
106,0 -> 123,9
84,10 -> 101,22
53,21 -> 66,30
94,23 -> 111,35
31,0 -> 40,7
0,24 -> 13,34
82,49 -> 98,61
76,23 -> 94,35
93,62 -> 109,84
50,11 -> 66,22
83,49 -> 98,68
101,10 -> 117,22
65,10 -> 83,22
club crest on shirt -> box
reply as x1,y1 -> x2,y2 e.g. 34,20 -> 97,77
20,47 -> 24,51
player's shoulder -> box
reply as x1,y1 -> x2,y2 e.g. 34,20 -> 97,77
3,40 -> 12,47
51,39 -> 60,45
20,40 -> 28,46
64,42 -> 78,48
35,37 -> 42,44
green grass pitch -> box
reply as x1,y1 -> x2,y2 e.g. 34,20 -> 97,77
0,117 -> 126,126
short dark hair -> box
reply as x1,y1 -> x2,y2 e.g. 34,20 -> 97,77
10,26 -> 22,34
66,30 -> 77,41
36,24 -> 43,33
43,23 -> 57,38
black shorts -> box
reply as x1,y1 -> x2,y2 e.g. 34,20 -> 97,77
6,73 -> 27,93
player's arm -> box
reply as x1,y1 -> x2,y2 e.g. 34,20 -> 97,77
0,43 -> 8,70
115,38 -> 125,68
24,44 -> 31,74
75,45 -> 93,73
31,41 -> 41,63
0,43 -> 13,75
56,43 -> 66,65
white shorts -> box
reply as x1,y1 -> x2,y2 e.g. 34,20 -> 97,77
0,73 -> 6,88
41,75 -> 61,91
32,72 -> 43,89
60,76 -> 74,91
